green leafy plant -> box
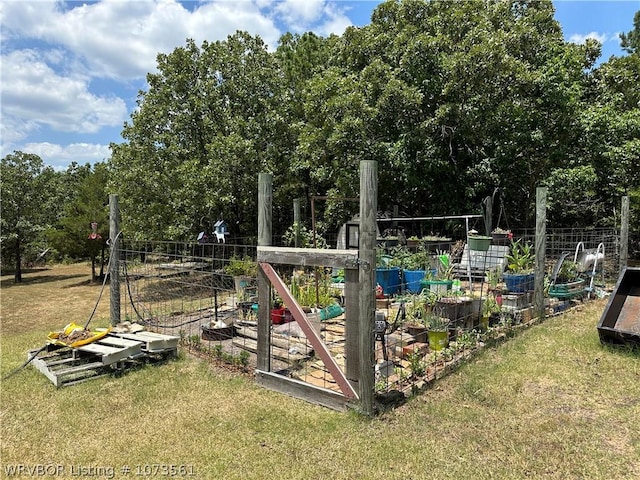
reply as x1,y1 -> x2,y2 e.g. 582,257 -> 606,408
406,349 -> 427,377
505,240 -> 534,273
282,223 -> 328,248
423,311 -> 450,331
224,255 -> 257,277
436,252 -> 454,280
556,260 -> 579,283
288,270 -> 340,307
486,267 -> 501,289
482,296 -> 501,316
404,293 -> 426,324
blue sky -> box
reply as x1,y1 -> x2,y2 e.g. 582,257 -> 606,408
1,0 -> 638,171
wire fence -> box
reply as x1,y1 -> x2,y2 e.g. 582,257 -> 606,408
118,227 -> 621,403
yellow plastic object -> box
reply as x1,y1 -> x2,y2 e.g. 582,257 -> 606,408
47,323 -> 112,348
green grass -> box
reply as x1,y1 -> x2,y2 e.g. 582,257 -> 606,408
2,264 -> 640,479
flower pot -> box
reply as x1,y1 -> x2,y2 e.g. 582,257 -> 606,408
423,239 -> 454,253
420,279 -> 453,294
404,269 -> 426,293
376,267 -> 401,295
503,272 -> 535,293
201,324 -> 236,341
468,235 -> 492,251
428,330 -> 449,351
271,307 -> 293,325
435,296 -> 473,321
480,315 -> 489,331
491,232 -> 511,246
406,324 -> 428,343
548,279 -> 586,299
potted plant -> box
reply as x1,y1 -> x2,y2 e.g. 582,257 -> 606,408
404,293 -> 428,343
491,227 -> 513,246
401,245 -> 433,293
481,296 -> 501,329
548,259 -> 585,299
467,230 -> 492,252
435,292 -> 474,333
502,240 -> 535,293
486,267 -> 502,291
424,311 -> 450,351
224,255 -> 258,297
376,248 -> 401,296
420,252 -> 453,294
421,235 -> 454,253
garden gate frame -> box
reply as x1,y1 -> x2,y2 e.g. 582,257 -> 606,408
255,162 -> 378,415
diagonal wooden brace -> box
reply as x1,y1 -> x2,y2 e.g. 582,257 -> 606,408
259,262 -> 358,399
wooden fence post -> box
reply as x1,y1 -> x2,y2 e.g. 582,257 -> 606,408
257,173 -> 273,372
109,194 -> 121,326
358,160 -> 377,415
293,198 -> 301,248
620,196 -> 629,273
534,187 -> 547,321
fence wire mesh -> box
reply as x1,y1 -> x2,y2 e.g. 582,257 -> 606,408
118,227 -> 621,401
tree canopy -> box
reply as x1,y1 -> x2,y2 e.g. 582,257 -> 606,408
107,0 -> 638,242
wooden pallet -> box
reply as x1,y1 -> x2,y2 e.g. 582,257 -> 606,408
29,348 -> 112,388
77,336 -> 144,365
30,331 -> 179,387
112,331 -> 179,353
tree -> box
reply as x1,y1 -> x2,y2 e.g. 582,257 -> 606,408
297,0 -> 595,227
48,163 -> 110,281
1,152 -> 55,282
110,32 -> 289,241
620,10 -> 640,54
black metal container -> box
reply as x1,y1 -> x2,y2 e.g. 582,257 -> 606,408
597,267 -> 640,347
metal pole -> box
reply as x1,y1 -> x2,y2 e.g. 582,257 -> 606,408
534,187 -> 547,321
109,194 -> 121,326
293,198 -> 301,248
620,196 -> 629,273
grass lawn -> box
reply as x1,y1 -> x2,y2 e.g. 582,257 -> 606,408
1,263 -> 639,479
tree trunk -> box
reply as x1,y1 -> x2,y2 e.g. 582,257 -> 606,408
91,253 -> 97,282
14,237 -> 23,283
99,244 -> 106,280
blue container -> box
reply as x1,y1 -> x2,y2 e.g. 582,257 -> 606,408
376,267 -> 401,295
319,303 -> 344,320
403,269 -> 426,293
503,273 -> 535,293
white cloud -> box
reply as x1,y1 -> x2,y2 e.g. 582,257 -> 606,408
0,0 -> 283,80
276,0 -> 325,27
316,6 -> 353,37
568,31 -> 608,45
274,0 -> 352,35
1,49 -> 128,137
0,0 -> 356,169
2,142 -> 112,171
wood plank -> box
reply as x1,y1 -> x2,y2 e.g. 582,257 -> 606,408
232,338 -> 307,362
235,326 -> 313,355
29,350 -> 106,387
255,370 -> 351,412
98,336 -> 143,348
114,331 -> 179,352
257,246 -> 359,269
77,343 -> 136,365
